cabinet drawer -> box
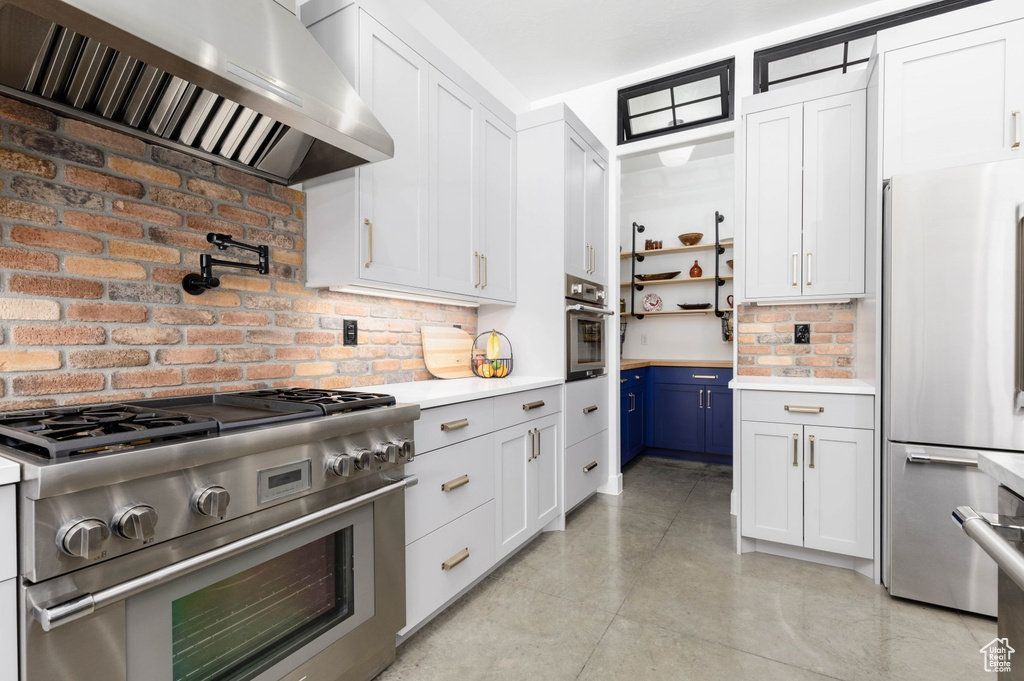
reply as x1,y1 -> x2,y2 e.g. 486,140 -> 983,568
0,486 -> 13,581
565,429 -> 607,513
740,390 -> 873,429
652,366 -> 732,387
619,369 -> 646,390
492,385 -> 562,431
565,376 -> 609,448
415,398 -> 495,454
404,500 -> 495,632
404,435 -> 496,544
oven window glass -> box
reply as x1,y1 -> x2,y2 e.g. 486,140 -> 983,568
576,319 -> 605,364
171,529 -> 354,681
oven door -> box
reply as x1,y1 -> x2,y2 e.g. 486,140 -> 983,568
566,304 -> 611,381
23,479 -> 410,681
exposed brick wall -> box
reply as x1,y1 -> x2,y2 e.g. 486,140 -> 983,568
0,96 -> 475,410
736,302 -> 856,378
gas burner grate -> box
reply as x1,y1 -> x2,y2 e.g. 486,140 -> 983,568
0,404 -> 218,458
235,388 -> 397,414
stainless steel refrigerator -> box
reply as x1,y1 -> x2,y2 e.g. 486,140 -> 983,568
886,158 -> 1024,618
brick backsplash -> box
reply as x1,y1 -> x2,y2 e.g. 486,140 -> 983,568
0,95 -> 474,409
736,302 -> 856,378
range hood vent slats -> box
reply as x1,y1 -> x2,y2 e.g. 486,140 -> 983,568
0,2 -> 393,183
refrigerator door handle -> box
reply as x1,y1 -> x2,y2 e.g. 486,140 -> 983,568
906,450 -> 978,467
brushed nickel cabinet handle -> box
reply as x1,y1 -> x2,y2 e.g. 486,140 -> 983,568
792,253 -> 798,287
441,474 -> 470,492
583,461 -> 598,473
528,428 -> 538,461
474,251 -> 480,288
699,389 -> 704,409
620,378 -> 628,384
634,374 -> 641,379
806,252 -> 813,287
440,418 -> 469,431
1013,110 -> 1021,150
522,400 -> 545,411
441,547 -> 469,571
707,389 -> 712,410
784,405 -> 824,414
583,405 -> 598,414
808,434 -> 815,469
692,374 -> 718,380
364,218 -> 373,268
792,433 -> 799,467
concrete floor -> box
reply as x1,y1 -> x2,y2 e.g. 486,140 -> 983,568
378,457 -> 996,680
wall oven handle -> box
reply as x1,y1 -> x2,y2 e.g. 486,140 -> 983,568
954,506 -> 1024,592
33,475 -> 418,632
906,452 -> 978,467
566,304 -> 613,316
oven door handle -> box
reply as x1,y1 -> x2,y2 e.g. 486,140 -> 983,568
34,475 -> 419,632
953,506 -> 1024,593
566,304 -> 613,316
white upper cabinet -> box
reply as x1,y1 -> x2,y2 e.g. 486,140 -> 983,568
302,5 -> 517,303
585,151 -> 608,283
884,19 -> 1024,176
564,125 -> 608,284
743,83 -> 866,302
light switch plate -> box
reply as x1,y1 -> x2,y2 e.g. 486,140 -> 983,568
795,324 -> 810,344
343,319 -> 358,346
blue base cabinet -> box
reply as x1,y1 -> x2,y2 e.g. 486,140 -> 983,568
619,369 -> 646,467
645,367 -> 734,463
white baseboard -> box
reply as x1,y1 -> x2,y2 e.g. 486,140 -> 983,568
598,472 -> 623,495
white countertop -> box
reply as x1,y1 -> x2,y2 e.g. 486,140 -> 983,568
0,457 -> 19,486
979,452 -> 1024,496
729,376 -> 876,395
387,376 -> 563,410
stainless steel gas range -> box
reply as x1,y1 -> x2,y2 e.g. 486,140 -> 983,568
0,388 -> 419,681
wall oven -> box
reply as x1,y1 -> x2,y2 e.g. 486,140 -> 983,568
566,274 -> 612,382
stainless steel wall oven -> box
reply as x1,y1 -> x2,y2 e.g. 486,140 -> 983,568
566,274 -> 612,381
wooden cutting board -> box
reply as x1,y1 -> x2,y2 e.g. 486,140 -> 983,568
421,326 -> 475,379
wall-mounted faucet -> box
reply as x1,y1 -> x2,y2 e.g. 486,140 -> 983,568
182,233 -> 269,295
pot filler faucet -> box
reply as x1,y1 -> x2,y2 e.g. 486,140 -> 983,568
182,232 -> 270,295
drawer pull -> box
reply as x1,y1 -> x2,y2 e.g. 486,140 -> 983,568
441,547 -> 469,571
522,400 -> 545,411
692,374 -> 718,380
620,378 -> 627,384
441,475 -> 470,492
583,461 -> 598,473
583,405 -> 599,414
792,433 -> 799,467
808,434 -> 815,469
784,405 -> 824,414
440,418 -> 470,432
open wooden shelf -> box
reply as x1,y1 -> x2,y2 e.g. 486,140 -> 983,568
626,309 -> 720,317
620,275 -> 733,288
620,238 -> 734,260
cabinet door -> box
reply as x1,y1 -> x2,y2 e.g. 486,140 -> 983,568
619,385 -> 632,467
477,108 -> 516,302
626,385 -> 645,460
884,20 -> 1024,175
740,421 -> 803,546
564,126 -> 589,279
803,426 -> 873,558
744,103 -> 803,300
704,385 -> 733,457
532,414 -> 561,529
585,147 -> 608,283
495,425 -> 531,560
649,383 -> 704,452
358,14 -> 430,288
427,69 -> 477,296
802,90 -> 866,298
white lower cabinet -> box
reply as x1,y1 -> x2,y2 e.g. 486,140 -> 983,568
495,414 -> 560,561
0,577 -> 13,680
740,392 -> 874,560
564,429 -> 607,513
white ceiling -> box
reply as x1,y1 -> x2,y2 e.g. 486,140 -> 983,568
420,0 -> 882,101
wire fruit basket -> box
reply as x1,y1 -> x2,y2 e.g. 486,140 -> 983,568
472,330 -> 513,378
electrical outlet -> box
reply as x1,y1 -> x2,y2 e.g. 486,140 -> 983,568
343,319 -> 358,346
795,324 -> 810,344
640,333 -> 648,345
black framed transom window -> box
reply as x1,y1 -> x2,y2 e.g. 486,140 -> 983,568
753,0 -> 993,92
618,58 -> 734,145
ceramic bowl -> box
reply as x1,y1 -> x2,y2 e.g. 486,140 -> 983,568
678,232 -> 703,246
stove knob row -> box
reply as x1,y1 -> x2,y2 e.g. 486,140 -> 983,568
192,485 -> 231,518
326,449 -> 372,477
112,504 -> 159,543
57,518 -> 110,560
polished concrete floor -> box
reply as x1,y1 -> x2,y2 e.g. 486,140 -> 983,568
379,457 -> 996,680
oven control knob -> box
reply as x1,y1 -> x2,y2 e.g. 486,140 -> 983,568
57,518 -> 110,560
571,283 -> 583,294
327,454 -> 355,477
399,439 -> 415,461
352,449 -> 373,471
596,289 -> 606,301
192,486 -> 230,519
375,442 -> 400,463
113,504 -> 158,542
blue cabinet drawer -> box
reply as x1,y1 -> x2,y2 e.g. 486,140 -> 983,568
652,366 -> 732,387
619,368 -> 646,390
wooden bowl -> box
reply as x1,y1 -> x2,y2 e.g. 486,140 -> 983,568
678,232 -> 703,246
726,259 -> 734,270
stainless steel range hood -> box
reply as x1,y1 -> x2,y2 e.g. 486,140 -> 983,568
0,0 -> 393,184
